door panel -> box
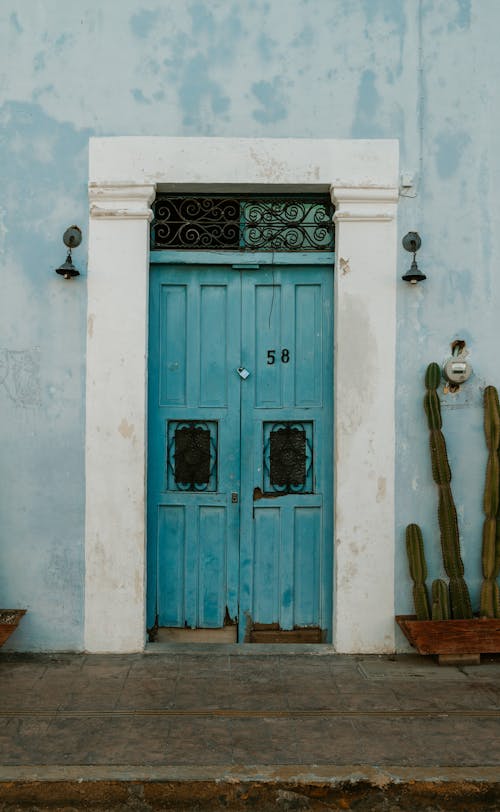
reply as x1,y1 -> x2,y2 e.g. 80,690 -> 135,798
239,267 -> 333,641
148,263 -> 333,641
148,266 -> 240,629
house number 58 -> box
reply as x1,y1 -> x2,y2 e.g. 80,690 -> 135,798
267,349 -> 290,365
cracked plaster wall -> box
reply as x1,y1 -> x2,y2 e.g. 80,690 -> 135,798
0,0 -> 499,649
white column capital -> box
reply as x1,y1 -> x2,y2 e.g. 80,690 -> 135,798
330,185 -> 399,222
88,182 -> 156,220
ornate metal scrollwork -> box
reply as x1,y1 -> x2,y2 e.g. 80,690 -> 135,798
152,197 -> 240,250
151,195 -> 334,252
241,199 -> 332,251
263,421 -> 313,494
167,421 -> 218,491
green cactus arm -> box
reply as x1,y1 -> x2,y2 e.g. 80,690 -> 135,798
484,454 -> 500,518
480,580 -> 500,619
482,518 -> 497,579
406,524 -> 427,582
449,576 -> 473,619
405,524 -> 430,620
425,362 -> 441,391
431,579 -> 450,621
437,486 -> 464,578
492,583 -> 500,618
496,518 -> 500,581
481,385 -> 500,617
424,390 -> 442,431
413,585 -> 431,621
484,386 -> 500,452
432,600 -> 442,621
430,430 -> 452,485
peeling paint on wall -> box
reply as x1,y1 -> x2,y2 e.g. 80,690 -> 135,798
252,78 -> 288,124
0,349 -> 41,407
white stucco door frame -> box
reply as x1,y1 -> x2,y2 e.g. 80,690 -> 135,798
85,137 -> 399,653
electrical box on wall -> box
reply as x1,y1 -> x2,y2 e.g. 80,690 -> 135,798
443,357 -> 472,385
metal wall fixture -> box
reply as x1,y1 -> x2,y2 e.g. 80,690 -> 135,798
443,340 -> 473,386
402,231 -> 426,284
55,226 -> 82,279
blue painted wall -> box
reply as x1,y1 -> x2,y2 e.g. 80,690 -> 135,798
1,0 -> 498,649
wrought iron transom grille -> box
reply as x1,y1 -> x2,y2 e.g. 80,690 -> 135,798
263,421 -> 313,494
151,195 -> 334,252
167,421 -> 218,492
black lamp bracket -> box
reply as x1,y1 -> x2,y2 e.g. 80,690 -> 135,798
63,226 -> 82,250
55,225 -> 82,279
401,231 -> 426,284
402,232 -> 421,256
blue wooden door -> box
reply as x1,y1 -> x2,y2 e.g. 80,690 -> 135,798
147,266 -> 241,630
148,263 -> 333,640
239,267 -> 333,641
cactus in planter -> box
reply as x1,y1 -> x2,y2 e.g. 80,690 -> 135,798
406,524 -> 430,620
431,578 -> 450,621
424,363 -> 473,619
480,386 -> 500,617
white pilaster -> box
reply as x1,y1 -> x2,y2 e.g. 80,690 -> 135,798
331,185 -> 398,653
85,183 -> 155,652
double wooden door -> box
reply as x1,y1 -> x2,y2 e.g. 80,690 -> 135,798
147,263 -> 333,641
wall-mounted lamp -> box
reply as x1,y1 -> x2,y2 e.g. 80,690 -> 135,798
55,226 -> 82,279
402,231 -> 426,284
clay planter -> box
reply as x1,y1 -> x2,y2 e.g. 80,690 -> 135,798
0,610 -> 26,647
396,614 -> 500,665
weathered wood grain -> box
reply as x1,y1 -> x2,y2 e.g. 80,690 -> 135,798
396,614 -> 500,655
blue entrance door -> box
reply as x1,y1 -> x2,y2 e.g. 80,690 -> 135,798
148,263 -> 333,641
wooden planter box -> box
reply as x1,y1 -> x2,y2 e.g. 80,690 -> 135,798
396,614 -> 500,664
0,610 -> 26,647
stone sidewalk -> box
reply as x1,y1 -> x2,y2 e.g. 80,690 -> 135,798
0,647 -> 500,808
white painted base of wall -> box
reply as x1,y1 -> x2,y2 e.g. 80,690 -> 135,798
86,137 -> 399,654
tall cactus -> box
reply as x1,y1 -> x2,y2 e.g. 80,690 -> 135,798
424,363 -> 473,619
480,386 -> 500,617
406,524 -> 430,620
431,578 -> 451,621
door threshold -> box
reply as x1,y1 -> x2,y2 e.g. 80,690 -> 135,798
155,627 -> 237,644
249,626 -> 324,644
145,642 -> 336,655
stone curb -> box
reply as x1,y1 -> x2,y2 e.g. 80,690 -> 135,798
1,765 -> 500,784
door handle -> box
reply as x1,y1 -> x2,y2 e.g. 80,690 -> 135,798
231,492 -> 239,504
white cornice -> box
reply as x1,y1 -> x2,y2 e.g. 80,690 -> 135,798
88,183 -> 156,220
331,185 -> 399,222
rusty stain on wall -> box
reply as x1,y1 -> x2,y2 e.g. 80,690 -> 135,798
118,418 -> 135,439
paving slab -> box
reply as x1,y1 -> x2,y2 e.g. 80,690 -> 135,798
358,655 -> 470,680
0,651 -> 500,808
